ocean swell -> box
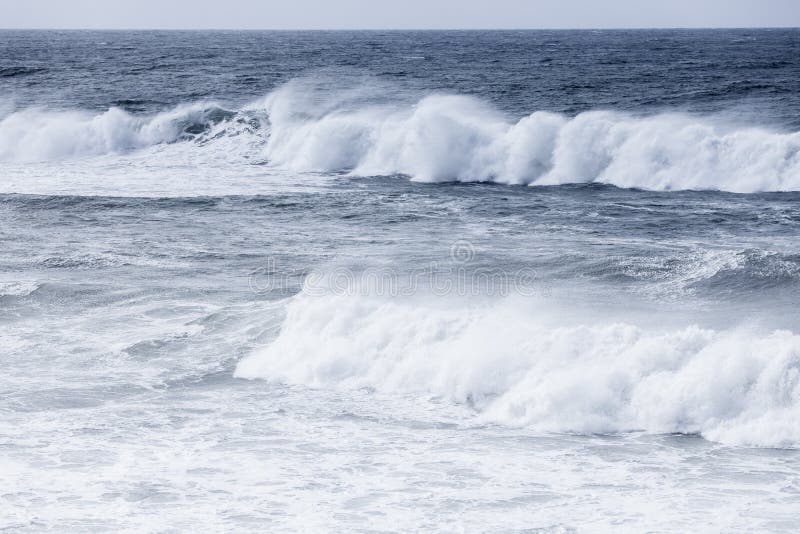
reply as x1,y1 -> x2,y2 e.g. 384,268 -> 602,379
236,292 -> 800,448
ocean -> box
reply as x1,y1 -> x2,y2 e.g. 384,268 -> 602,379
1,29 -> 800,531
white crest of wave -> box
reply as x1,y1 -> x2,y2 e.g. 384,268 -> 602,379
259,83 -> 800,192
236,293 -> 800,448
0,103 -> 229,162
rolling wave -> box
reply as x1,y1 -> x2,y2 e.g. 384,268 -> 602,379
2,79 -> 800,192
236,292 -> 800,448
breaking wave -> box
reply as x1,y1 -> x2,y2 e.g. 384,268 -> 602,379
0,103 -> 242,162
259,81 -> 800,192
236,292 -> 800,448
2,78 -> 800,192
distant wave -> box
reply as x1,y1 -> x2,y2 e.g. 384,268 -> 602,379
236,292 -> 800,448
2,78 -> 800,192
0,66 -> 45,78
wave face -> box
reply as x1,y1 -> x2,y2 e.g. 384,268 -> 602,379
3,79 -> 800,192
236,292 -> 800,448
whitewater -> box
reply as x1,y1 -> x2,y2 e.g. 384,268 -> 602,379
2,29 -> 800,532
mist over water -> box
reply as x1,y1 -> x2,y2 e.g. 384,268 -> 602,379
2,29 -> 800,531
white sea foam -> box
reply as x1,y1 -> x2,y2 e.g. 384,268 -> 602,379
236,292 -> 800,448
3,80 -> 800,192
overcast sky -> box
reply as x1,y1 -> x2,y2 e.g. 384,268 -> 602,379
1,0 -> 798,30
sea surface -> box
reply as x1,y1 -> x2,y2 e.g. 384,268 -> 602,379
1,29 -> 800,532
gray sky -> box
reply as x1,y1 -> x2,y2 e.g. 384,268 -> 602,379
1,0 -> 798,30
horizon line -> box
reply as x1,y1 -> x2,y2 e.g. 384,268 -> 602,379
1,26 -> 799,32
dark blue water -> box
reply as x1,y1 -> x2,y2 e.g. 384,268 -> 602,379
2,29 -> 799,123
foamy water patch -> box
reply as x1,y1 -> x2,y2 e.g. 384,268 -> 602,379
0,280 -> 40,297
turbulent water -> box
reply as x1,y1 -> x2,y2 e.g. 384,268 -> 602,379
2,29 -> 800,531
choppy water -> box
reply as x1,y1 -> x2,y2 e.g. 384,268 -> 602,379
2,30 -> 800,532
